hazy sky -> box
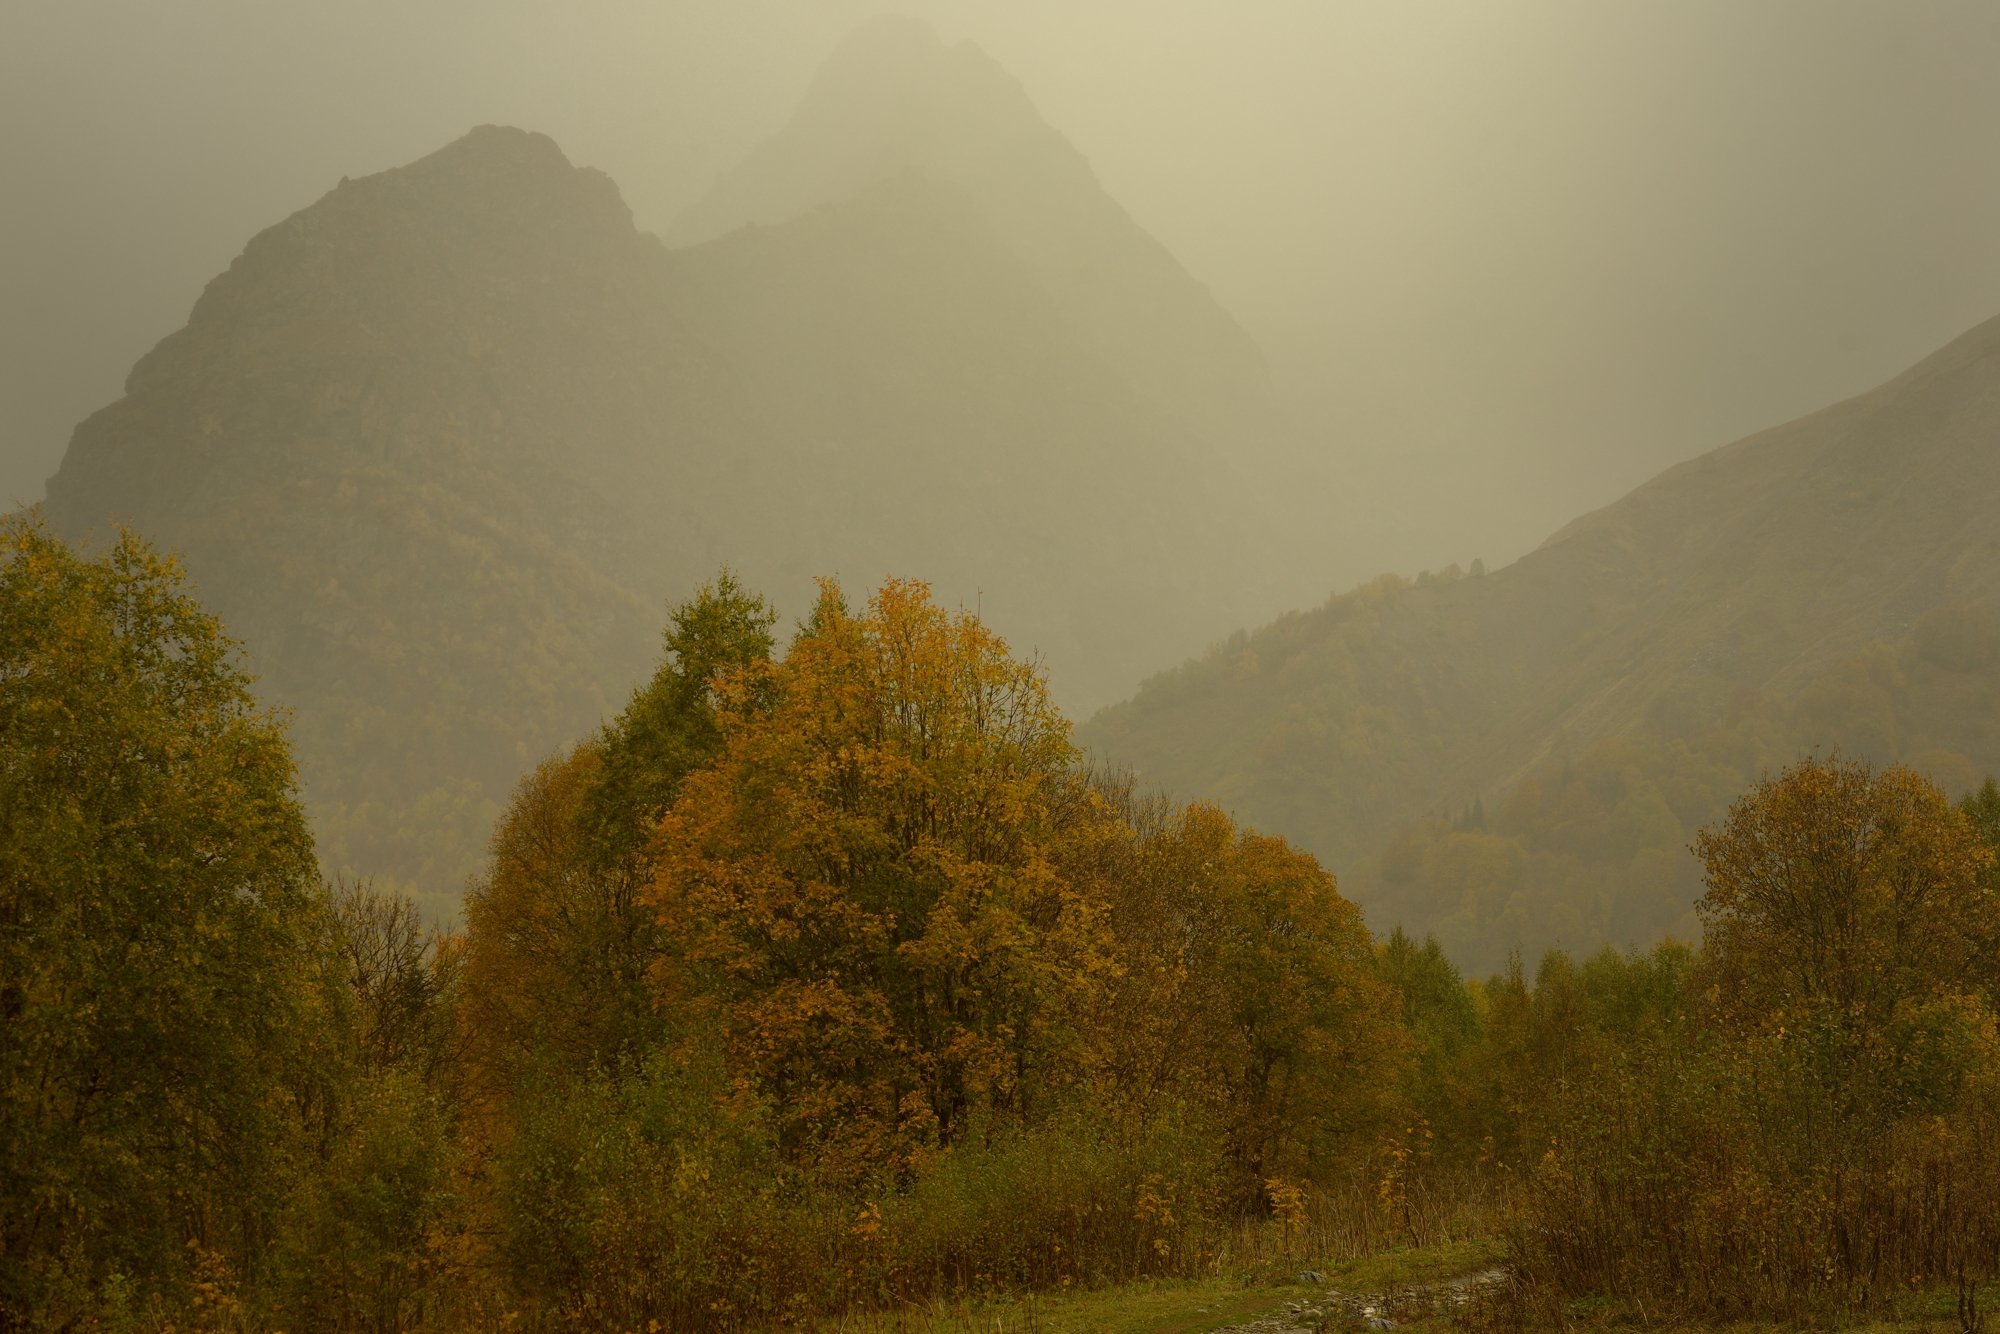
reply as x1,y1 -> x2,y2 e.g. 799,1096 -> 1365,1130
6,0 -> 1999,576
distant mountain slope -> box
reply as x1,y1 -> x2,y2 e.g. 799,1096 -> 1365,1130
668,15 -> 1266,425
1083,313 -> 2000,969
45,127 -> 687,903
43,30 -> 1298,910
667,170 -> 1282,685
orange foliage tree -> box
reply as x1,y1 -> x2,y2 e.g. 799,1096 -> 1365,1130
463,573 -> 1412,1324
646,579 -> 1122,1184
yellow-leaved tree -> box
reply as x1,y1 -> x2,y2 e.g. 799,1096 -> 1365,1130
462,572 -> 776,1103
647,579 -> 1121,1184
1091,795 -> 1405,1205
466,573 -> 1412,1325
1696,755 -> 1996,1037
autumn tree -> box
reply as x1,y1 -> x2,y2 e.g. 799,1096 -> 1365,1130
1185,806 -> 1403,1193
1963,777 -> 2000,1002
646,578 -> 1121,1184
462,573 -> 776,1097
1092,797 -> 1403,1199
1513,761 -> 2000,1319
330,875 -> 466,1088
0,516 -> 334,1321
463,574 -> 1424,1321
1695,755 -> 1994,1035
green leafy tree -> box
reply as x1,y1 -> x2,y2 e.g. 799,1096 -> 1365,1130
0,515 -> 333,1320
463,573 -> 776,1097
581,570 -> 777,870
1377,928 -> 1481,1152
1962,775 -> 2000,873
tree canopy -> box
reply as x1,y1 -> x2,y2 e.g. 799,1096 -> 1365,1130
0,515 -> 331,1319
646,578 -> 1117,1183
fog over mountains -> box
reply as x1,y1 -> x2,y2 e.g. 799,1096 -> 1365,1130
42,25 -> 1314,909
21,11 -> 2000,964
1085,313 -> 2000,967
19,12 -> 2000,1330
669,16 -> 1265,423
11,3 -> 2000,581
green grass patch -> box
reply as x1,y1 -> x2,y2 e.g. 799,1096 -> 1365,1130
824,1238 -> 1985,1333
821,1238 -> 1505,1333
1521,1280 -> 1987,1334
823,1274 -> 1298,1333
1314,1235 -> 1504,1294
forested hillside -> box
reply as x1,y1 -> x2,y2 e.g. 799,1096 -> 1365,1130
41,22 -> 1301,912
1084,313 -> 2000,969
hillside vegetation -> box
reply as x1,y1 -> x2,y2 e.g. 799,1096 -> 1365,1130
1084,313 -> 2000,969
12,517 -> 2000,1332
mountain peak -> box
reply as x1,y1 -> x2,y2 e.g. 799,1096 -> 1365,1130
802,15 -> 1021,121
154,125 -> 640,363
818,13 -> 948,77
667,18 -> 1263,412
347,123 -> 627,226
406,123 -> 576,178
668,17 -> 1071,249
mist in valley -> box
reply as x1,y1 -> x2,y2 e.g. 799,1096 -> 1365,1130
8,6 -> 2000,1331
9,1 -> 2000,573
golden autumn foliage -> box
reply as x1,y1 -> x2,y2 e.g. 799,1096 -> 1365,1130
640,578 -> 1406,1198
462,745 -> 647,1098
1091,797 -> 1405,1200
35,531 -> 2000,1332
449,574 -> 1413,1325
1695,755 -> 1997,1034
646,578 -> 1121,1183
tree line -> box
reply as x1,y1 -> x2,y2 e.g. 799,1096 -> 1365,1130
5,514 -> 1999,1330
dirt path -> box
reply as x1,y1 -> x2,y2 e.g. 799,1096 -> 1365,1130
1208,1266 -> 1508,1332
